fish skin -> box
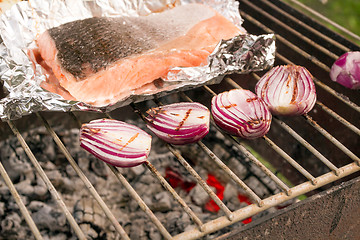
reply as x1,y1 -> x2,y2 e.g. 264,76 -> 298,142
34,4 -> 243,106
48,16 -> 168,80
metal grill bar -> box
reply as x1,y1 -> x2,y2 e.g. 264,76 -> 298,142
304,114 -> 360,165
260,0 -> 350,52
273,118 -> 340,175
315,101 -> 360,136
166,144 -> 234,220
239,10 -> 331,73
180,92 -> 264,206
242,0 -> 339,60
223,78 -> 319,183
6,120 -> 87,240
276,53 -> 360,113
196,141 -> 264,206
108,164 -> 173,239
239,8 -> 360,113
36,112 -> 131,240
287,0 -> 360,42
106,110 -> 206,232
144,161 -> 205,231
224,76 -> 344,177
229,69 -> 359,177
132,102 -> 234,220
250,70 -> 360,131
0,161 -> 43,240
234,72 -> 344,175
204,86 -> 291,195
1,1 -> 360,239
202,86 -> 292,195
172,162 -> 360,240
91,112 -> 175,239
262,136 -> 317,184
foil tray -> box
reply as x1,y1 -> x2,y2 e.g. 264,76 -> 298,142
0,0 -> 275,120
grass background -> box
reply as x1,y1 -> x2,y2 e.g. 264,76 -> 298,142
282,0 -> 360,45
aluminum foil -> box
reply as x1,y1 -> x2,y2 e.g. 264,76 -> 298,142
0,0 -> 275,120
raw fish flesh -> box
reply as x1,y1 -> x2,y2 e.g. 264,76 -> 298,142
33,3 -> 243,106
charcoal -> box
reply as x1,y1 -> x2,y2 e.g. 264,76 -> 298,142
90,158 -> 108,178
189,184 -> 211,206
163,211 -> 182,233
212,144 -> 231,160
0,123 -> 285,240
77,157 -> 90,171
261,174 -> 280,193
79,223 -> 101,239
65,164 -> 77,177
0,202 -> 4,216
0,181 -> 9,197
47,170 -> 76,193
128,197 -> 140,212
129,164 -> 145,177
139,174 -> 154,184
151,191 -> 172,212
40,161 -> 57,170
1,145 -> 33,183
41,140 -> 56,162
1,212 -> 27,239
176,212 -> 192,232
31,203 -> 67,232
188,204 -> 203,214
15,180 -> 34,196
149,226 -> 162,240
223,183 -> 239,204
129,219 -> 146,240
244,176 -> 269,198
142,182 -> 163,196
28,201 -> 47,211
43,233 -> 68,240
116,209 -> 131,227
228,157 -> 248,179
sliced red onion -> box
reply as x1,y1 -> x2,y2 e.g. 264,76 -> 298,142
330,51 -> 360,89
80,119 -> 152,168
211,89 -> 272,139
145,102 -> 210,145
255,65 -> 317,116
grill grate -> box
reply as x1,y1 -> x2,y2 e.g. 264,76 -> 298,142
0,0 -> 359,239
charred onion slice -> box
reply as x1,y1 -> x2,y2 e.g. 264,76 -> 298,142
330,51 -> 360,90
255,65 -> 317,116
80,119 -> 151,168
145,102 -> 210,145
211,89 -> 272,139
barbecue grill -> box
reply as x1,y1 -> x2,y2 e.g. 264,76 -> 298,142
0,0 -> 359,239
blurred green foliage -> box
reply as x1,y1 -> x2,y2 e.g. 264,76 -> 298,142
283,0 -> 360,44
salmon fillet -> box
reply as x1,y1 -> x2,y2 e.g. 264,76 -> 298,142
34,4 -> 243,106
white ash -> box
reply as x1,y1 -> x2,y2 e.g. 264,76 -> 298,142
0,122 -> 295,240
189,184 -> 212,206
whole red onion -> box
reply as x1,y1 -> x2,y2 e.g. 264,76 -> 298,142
255,65 -> 317,116
145,102 -> 210,145
330,51 -> 360,89
80,119 -> 152,168
211,89 -> 272,139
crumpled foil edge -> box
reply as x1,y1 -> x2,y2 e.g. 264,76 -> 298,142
0,0 -> 275,120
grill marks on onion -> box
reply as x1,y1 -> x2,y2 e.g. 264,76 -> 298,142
175,108 -> 192,131
78,65 -> 317,164
255,65 -> 316,116
79,119 -> 152,168
145,102 -> 210,145
211,89 -> 272,139
288,67 -> 299,104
